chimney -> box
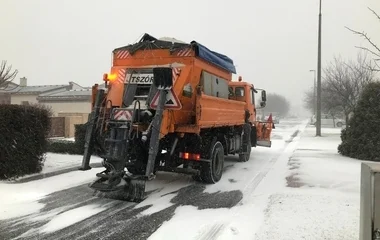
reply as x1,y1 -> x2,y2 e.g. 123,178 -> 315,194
20,77 -> 27,87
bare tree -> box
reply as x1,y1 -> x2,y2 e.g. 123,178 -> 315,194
0,60 -> 18,89
303,81 -> 341,115
303,52 -> 376,122
346,7 -> 380,71
323,52 -> 376,123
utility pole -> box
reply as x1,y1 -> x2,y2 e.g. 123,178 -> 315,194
316,0 -> 322,136
309,70 -> 316,117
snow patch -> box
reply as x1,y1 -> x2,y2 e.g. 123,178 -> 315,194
148,206 -> 231,240
0,168 -> 100,220
0,201 -> 44,221
40,204 -> 108,233
254,191 -> 359,240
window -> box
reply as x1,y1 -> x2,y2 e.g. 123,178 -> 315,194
235,87 -> 245,97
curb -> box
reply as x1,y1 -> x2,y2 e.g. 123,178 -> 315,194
9,162 -> 103,184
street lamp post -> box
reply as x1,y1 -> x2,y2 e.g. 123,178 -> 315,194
309,70 -> 316,117
316,0 -> 322,136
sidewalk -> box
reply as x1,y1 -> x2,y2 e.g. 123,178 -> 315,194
254,125 -> 361,240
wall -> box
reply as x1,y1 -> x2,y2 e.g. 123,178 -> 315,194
58,112 -> 89,122
64,116 -> 85,138
0,93 -> 10,104
43,101 -> 91,117
10,94 -> 38,105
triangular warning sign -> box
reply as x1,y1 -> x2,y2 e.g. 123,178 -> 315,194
166,99 -> 174,105
150,89 -> 182,110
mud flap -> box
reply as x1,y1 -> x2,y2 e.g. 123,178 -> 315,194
256,140 -> 271,148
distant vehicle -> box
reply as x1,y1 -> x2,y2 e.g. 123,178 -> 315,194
310,114 -> 345,127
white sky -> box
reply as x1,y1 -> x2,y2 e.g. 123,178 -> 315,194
1,0 -> 379,113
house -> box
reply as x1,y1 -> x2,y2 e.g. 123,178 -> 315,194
0,77 -> 94,116
0,77 -> 101,137
37,88 -> 93,116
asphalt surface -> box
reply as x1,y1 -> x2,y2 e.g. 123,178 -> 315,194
0,119 -> 304,240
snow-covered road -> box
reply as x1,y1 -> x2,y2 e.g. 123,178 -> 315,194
0,119 -> 307,240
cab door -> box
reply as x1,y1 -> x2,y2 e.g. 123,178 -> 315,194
247,86 -> 256,123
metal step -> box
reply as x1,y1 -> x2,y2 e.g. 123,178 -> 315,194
104,138 -> 125,143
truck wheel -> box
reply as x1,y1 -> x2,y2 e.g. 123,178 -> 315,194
336,122 -> 343,128
200,140 -> 224,183
239,141 -> 252,162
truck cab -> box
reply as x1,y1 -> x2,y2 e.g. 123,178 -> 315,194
228,77 -> 267,124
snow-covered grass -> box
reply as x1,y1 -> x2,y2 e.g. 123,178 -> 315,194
2,153 -> 104,182
42,153 -> 103,174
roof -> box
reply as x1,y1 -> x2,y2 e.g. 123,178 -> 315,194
0,81 -> 20,92
8,85 -> 69,94
113,33 -> 237,74
37,88 -> 92,101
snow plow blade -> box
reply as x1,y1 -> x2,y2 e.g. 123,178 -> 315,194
89,177 -> 146,202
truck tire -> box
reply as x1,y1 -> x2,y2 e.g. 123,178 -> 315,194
239,124 -> 252,162
199,140 -> 224,183
239,140 -> 251,162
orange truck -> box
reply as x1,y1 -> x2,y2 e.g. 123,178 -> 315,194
80,33 -> 273,202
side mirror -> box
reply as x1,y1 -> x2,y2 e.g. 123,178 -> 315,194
153,67 -> 173,90
260,101 -> 266,107
261,90 -> 267,102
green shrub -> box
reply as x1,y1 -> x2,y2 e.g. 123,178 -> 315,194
338,82 -> 380,161
47,122 -> 104,157
46,140 -> 82,155
46,123 -> 90,155
0,104 -> 52,179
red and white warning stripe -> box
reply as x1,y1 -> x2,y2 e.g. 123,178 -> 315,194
116,50 -> 131,59
176,48 -> 192,57
116,68 -> 126,84
113,109 -> 133,121
172,68 -> 181,82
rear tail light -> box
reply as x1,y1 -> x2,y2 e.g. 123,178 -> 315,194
179,152 -> 200,161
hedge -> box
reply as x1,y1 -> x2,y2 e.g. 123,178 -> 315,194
0,104 -> 52,180
47,123 -> 88,155
47,122 -> 105,156
338,82 -> 380,161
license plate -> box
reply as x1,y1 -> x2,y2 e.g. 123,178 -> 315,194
125,73 -> 153,84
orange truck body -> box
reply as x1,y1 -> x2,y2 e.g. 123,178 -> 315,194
104,40 -> 271,142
